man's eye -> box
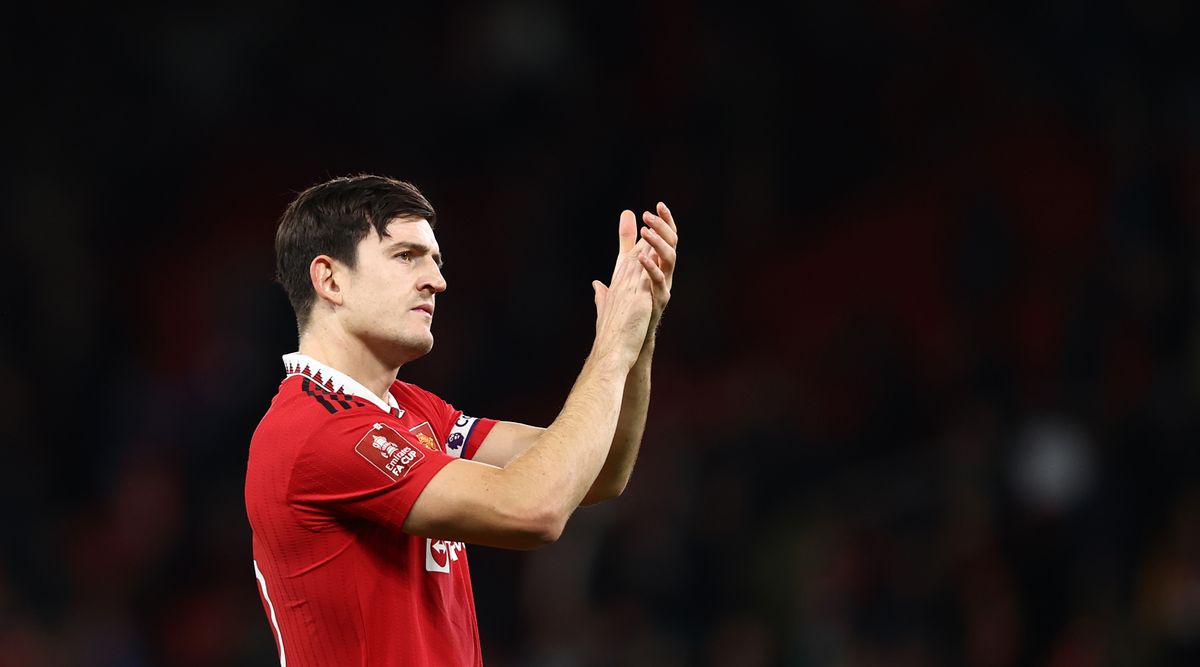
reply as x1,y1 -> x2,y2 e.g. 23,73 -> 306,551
396,251 -> 412,261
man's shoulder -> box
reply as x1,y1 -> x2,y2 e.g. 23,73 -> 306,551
256,377 -> 381,443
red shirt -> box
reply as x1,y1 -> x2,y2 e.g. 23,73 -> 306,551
246,354 -> 496,666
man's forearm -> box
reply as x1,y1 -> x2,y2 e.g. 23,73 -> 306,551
403,350 -> 634,549
498,351 -> 631,532
581,330 -> 655,505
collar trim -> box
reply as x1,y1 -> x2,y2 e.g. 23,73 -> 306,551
282,352 -> 403,417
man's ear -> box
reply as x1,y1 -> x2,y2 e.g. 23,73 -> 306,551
310,255 -> 345,307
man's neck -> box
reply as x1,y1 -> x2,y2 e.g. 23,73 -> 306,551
298,328 -> 398,401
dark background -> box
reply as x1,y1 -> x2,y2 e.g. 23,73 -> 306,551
5,1 -> 1200,665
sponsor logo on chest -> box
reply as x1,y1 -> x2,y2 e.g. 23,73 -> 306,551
426,538 -> 465,574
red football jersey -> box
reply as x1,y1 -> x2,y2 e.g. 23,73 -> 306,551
246,354 -> 497,666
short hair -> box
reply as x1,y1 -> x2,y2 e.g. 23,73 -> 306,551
275,174 -> 437,332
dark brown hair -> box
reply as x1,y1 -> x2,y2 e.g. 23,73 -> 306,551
275,174 -> 437,331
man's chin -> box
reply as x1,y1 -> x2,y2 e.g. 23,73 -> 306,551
388,336 -> 434,366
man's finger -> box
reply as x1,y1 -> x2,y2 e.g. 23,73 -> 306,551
641,210 -> 678,247
639,226 -> 677,273
619,209 -> 637,254
657,201 -> 677,234
638,252 -> 667,287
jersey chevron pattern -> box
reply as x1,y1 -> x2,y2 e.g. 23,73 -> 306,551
299,376 -> 368,413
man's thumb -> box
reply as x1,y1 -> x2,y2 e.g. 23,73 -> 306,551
592,280 -> 608,306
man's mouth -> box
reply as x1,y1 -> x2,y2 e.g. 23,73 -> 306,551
412,304 -> 434,316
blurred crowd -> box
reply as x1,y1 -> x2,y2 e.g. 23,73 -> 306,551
4,1 -> 1199,665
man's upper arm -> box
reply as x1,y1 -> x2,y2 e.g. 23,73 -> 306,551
400,422 -> 577,549
470,421 -> 544,467
287,410 -> 557,548
402,456 -> 558,549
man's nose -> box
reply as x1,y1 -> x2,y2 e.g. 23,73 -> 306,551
422,265 -> 447,294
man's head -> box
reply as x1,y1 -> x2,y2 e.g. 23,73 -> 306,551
276,174 -> 446,364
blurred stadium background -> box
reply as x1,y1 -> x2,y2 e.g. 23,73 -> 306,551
5,1 -> 1200,665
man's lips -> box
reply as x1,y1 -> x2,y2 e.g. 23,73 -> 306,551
412,304 -> 434,316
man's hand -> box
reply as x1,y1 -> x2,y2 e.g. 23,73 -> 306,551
637,202 -> 678,328
590,213 -> 655,369
592,204 -> 677,354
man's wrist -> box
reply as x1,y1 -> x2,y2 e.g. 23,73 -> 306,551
586,344 -> 639,377
643,313 -> 662,351
632,330 -> 657,371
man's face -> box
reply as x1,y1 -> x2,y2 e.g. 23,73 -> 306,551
339,217 -> 446,365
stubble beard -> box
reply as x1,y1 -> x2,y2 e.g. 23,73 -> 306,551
378,325 -> 435,368
347,309 -> 434,368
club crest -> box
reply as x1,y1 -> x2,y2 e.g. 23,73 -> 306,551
408,421 -> 442,452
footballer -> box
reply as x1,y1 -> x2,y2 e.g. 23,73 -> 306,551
244,175 -> 678,665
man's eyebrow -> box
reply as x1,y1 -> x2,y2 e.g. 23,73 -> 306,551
386,240 -> 444,267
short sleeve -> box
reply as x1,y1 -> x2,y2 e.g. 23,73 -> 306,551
445,409 -> 497,462
288,412 -> 456,529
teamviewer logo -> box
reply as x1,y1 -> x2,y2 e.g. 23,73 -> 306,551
425,538 -> 464,574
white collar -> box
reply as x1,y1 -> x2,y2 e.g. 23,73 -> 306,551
282,352 -> 403,417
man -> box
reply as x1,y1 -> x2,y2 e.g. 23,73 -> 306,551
245,174 -> 678,666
